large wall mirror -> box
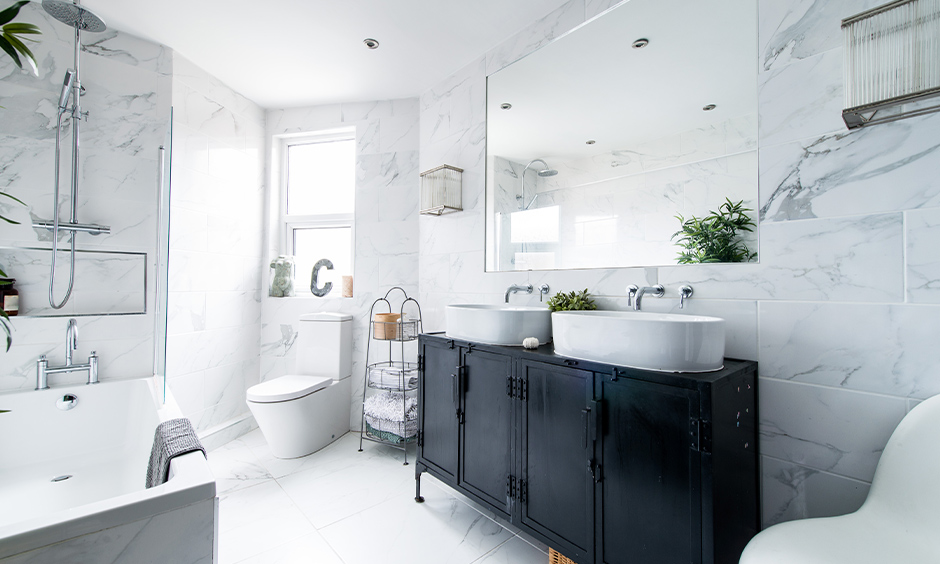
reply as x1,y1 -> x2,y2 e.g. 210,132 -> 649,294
485,0 -> 759,271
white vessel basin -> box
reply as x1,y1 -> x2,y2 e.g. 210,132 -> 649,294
552,310 -> 725,373
446,304 -> 552,346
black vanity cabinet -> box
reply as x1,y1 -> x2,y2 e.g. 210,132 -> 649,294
416,334 -> 759,564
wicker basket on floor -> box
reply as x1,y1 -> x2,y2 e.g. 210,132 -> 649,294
549,548 -> 577,564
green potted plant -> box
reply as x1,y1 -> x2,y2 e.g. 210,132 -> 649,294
672,198 -> 757,264
546,288 -> 598,312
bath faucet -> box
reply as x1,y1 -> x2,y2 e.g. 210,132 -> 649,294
626,284 -> 664,311
36,319 -> 99,389
505,283 -> 533,303
538,284 -> 550,302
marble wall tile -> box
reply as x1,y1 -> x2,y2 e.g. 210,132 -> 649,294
759,301 -> 940,399
660,213 -> 903,302
758,48 -> 844,147
484,0 -> 586,75
757,0 -> 882,72
759,378 -> 907,482
584,0 -> 627,20
761,456 -> 870,526
906,208 -> 940,304
759,112 -> 940,222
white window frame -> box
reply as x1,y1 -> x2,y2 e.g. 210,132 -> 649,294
279,128 -> 356,275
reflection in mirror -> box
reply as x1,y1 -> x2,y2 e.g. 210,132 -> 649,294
485,0 -> 758,271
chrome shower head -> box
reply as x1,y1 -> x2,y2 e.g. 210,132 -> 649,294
42,0 -> 107,32
537,168 -> 558,177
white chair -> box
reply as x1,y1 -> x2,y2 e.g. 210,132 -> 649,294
740,394 -> 940,564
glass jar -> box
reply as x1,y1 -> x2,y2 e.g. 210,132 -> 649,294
0,278 -> 18,316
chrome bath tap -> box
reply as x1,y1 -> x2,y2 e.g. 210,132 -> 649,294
505,283 -> 533,303
626,284 -> 664,311
36,318 -> 99,390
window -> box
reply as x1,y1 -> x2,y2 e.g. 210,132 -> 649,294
281,128 -> 355,294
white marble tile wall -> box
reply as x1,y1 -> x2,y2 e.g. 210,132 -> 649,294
263,98 -> 420,430
418,0 -> 940,528
165,53 -> 265,434
0,4 -> 169,391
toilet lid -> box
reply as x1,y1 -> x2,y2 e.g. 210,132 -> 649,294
247,375 -> 332,403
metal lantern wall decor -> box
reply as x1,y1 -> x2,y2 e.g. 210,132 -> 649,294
420,164 -> 463,215
842,0 -> 940,128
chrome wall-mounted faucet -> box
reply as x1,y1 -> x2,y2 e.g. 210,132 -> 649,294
36,319 -> 99,390
538,284 -> 550,302
505,283 -> 533,303
626,284 -> 664,311
678,285 -> 694,309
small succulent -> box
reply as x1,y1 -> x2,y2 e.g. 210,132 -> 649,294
546,288 -> 597,312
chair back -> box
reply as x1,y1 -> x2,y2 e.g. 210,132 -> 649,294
862,394 -> 940,531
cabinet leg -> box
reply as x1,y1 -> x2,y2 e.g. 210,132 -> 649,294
415,472 -> 425,503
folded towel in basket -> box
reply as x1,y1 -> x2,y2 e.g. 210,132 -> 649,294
145,418 -> 206,489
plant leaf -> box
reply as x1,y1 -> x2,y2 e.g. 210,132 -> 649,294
0,34 -> 21,68
0,191 -> 25,206
2,22 -> 41,35
0,0 -> 30,27
3,30 -> 36,74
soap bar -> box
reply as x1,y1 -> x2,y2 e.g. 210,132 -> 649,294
522,337 -> 540,349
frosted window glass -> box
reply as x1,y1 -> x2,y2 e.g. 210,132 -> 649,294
510,206 -> 560,243
287,140 -> 355,215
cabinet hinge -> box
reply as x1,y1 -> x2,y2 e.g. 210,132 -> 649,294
520,379 -> 527,401
690,418 -> 711,453
417,430 -> 424,448
507,475 -> 515,500
417,354 -> 424,372
507,375 -> 514,398
519,479 -> 528,503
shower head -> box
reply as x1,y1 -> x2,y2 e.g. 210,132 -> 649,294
57,69 -> 75,110
522,158 -> 558,178
42,0 -> 107,32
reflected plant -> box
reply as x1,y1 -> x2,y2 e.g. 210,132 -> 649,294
1,267 -> 11,352
0,1 -> 40,75
672,198 -> 757,264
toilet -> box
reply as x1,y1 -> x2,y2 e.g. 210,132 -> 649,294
246,312 -> 353,459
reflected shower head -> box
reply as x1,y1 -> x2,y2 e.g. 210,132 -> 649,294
42,0 -> 107,32
522,158 -> 558,178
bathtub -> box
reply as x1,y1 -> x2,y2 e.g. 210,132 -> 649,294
0,378 -> 217,563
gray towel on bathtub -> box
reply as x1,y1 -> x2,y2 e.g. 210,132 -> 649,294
146,418 -> 206,489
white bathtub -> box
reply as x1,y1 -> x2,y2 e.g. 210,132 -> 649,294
0,378 -> 217,562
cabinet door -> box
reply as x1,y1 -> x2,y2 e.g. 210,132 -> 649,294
459,348 -> 513,515
519,360 -> 595,562
418,340 -> 460,480
599,377 -> 702,564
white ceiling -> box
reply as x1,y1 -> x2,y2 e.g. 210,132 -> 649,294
81,0 -> 571,109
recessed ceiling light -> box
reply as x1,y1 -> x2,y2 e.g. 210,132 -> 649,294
585,139 -> 596,145
500,103 -> 512,110
632,38 -> 649,49
363,38 -> 380,49
702,104 -> 717,111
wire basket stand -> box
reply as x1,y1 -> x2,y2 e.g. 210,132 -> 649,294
358,287 -> 423,465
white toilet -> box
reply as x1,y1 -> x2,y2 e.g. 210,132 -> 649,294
246,312 -> 353,459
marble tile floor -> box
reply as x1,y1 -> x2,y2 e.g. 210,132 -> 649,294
207,429 -> 550,564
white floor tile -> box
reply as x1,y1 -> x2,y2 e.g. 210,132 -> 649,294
219,480 -> 298,533
207,444 -> 273,496
319,490 -> 514,564
218,503 -> 317,564
235,531 -> 344,564
472,536 -> 549,564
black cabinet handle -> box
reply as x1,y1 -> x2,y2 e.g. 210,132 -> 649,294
452,373 -> 459,408
582,408 -> 591,449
